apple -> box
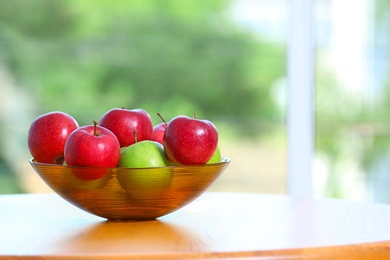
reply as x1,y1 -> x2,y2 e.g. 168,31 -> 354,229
28,111 -> 78,164
117,140 -> 171,192
118,140 -> 168,168
98,107 -> 153,147
64,121 -> 120,169
163,115 -> 218,165
151,123 -> 166,144
150,113 -> 168,145
207,146 -> 222,164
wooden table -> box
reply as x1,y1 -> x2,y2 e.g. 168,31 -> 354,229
1,192 -> 390,259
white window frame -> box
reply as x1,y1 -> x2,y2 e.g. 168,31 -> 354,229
287,0 -> 314,198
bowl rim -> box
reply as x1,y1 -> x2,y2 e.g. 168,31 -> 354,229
29,157 -> 231,170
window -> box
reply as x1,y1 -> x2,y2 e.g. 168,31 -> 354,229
5,0 -> 387,202
315,0 -> 390,203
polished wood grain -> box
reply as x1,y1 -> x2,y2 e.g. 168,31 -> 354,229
1,192 -> 390,259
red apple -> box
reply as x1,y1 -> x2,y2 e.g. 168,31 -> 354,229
64,121 -> 120,169
151,123 -> 167,145
98,108 -> 153,147
150,113 -> 168,145
163,115 -> 218,165
28,111 -> 79,164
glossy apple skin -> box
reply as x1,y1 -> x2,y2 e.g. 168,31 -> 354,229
117,140 -> 171,191
207,146 -> 221,164
98,108 -> 153,147
163,116 -> 218,165
28,111 -> 79,164
150,123 -> 167,145
64,125 -> 120,169
118,140 -> 168,168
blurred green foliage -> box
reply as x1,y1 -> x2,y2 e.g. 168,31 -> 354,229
0,0 -> 284,125
314,0 -> 390,200
3,0 -> 390,200
0,0 -> 285,193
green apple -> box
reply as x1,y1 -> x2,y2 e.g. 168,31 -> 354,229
207,146 -> 222,164
118,140 -> 168,168
116,141 -> 172,194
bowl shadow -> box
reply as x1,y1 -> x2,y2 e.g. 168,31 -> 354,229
52,219 -> 209,255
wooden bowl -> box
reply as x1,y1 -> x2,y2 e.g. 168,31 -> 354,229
29,158 -> 230,221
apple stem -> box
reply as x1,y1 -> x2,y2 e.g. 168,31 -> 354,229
157,113 -> 168,126
93,121 -> 99,136
133,130 -> 138,143
194,113 -> 197,119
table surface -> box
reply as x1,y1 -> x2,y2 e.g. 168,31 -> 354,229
1,192 -> 390,259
